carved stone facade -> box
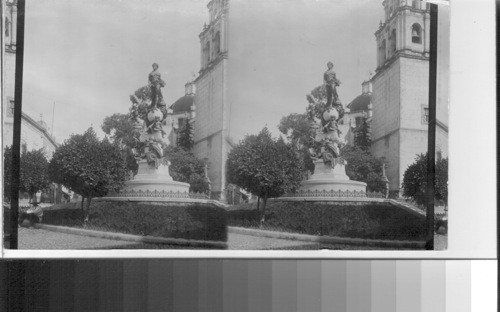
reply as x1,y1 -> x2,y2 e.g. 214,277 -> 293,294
193,0 -> 230,201
370,0 -> 448,195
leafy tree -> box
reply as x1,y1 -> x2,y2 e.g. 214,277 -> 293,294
102,113 -> 139,148
227,128 -> 304,223
353,117 -> 371,150
177,119 -> 194,151
19,149 -> 51,202
163,146 -> 209,194
101,113 -> 139,174
48,128 -> 129,221
402,153 -> 448,207
341,145 -> 386,192
3,146 -> 13,202
278,113 -> 315,173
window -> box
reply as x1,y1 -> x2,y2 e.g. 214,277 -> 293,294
412,23 -> 422,44
213,31 -> 221,55
412,0 -> 419,9
7,99 -> 14,117
379,39 -> 386,63
390,29 -> 397,55
5,18 -> 9,37
422,107 -> 429,123
355,117 -> 363,127
205,41 -> 211,63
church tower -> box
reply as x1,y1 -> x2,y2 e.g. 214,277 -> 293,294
370,0 -> 438,196
193,0 -> 230,200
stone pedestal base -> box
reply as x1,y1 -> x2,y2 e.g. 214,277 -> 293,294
123,160 -> 189,193
299,160 -> 367,193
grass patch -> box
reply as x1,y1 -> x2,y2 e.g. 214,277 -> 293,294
227,201 -> 426,241
42,201 -> 227,242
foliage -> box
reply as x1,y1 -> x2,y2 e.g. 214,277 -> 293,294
128,85 -> 153,122
341,145 -> 386,192
42,201 -> 227,242
19,149 -> 51,201
3,146 -> 51,202
48,128 -> 129,220
177,119 -> 194,151
227,201 -> 426,241
102,113 -> 139,149
278,113 -> 316,173
402,153 -> 448,206
101,113 -> 140,174
226,128 -> 304,222
3,146 -> 13,201
163,146 -> 209,194
353,117 -> 371,150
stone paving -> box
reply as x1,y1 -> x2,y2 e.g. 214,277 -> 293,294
13,227 -> 446,250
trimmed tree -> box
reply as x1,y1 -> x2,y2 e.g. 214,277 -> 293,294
278,113 -> 316,174
353,117 -> 371,150
48,128 -> 129,221
101,113 -> 140,175
341,145 -> 386,192
163,146 -> 210,194
402,153 -> 448,207
227,127 -> 304,223
177,119 -> 194,151
19,149 -> 51,202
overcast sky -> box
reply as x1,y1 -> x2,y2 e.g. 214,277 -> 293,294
21,0 -> 447,143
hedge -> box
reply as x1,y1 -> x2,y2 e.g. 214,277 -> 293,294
227,201 -> 426,241
42,201 -> 227,242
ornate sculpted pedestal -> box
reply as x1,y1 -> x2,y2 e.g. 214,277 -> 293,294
123,160 -> 190,193
297,160 -> 367,195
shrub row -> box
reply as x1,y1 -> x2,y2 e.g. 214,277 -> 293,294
227,201 -> 426,241
42,201 -> 227,242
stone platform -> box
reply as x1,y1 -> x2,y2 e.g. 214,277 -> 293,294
123,160 -> 190,193
298,160 -> 367,194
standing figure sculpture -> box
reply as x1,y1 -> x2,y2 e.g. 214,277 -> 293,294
324,61 -> 341,107
149,63 -> 166,109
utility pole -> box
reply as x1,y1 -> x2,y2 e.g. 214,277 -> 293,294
9,0 -> 25,249
425,3 -> 438,250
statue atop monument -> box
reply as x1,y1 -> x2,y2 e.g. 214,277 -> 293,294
149,62 -> 166,109
323,61 -> 341,107
128,63 -> 175,169
306,62 -> 346,168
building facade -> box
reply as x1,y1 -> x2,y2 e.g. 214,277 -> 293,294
2,0 -> 67,203
2,0 -> 57,158
370,0 -> 448,195
193,0 -> 230,200
341,80 -> 373,146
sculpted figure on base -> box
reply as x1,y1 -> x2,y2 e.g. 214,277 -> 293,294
307,61 -> 346,168
129,63 -> 174,169
149,63 -> 166,109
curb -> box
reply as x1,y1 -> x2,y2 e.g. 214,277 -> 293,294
228,226 -> 426,249
34,224 -> 228,249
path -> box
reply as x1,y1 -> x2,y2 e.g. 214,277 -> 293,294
14,227 -> 446,250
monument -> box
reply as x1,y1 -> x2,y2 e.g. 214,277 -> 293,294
106,63 -> 192,199
297,62 -> 367,195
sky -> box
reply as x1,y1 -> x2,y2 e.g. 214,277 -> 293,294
19,0 -> 450,144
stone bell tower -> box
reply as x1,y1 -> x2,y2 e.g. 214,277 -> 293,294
370,0 -> 437,196
193,0 -> 230,201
